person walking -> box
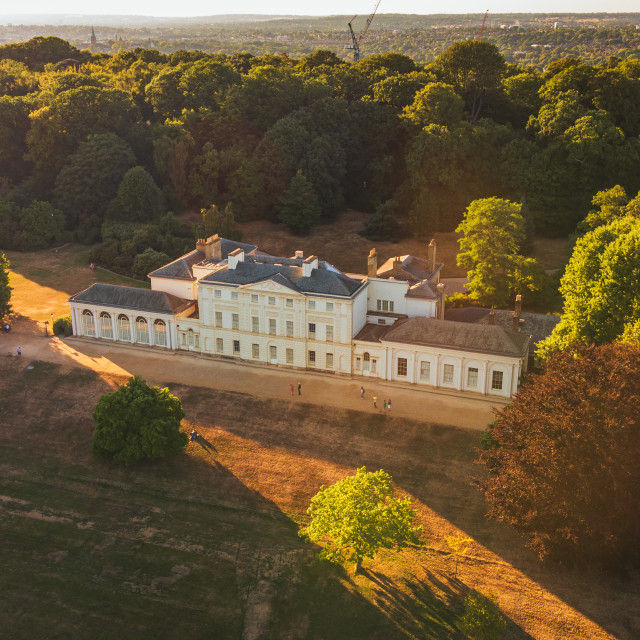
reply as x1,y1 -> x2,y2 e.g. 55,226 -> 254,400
360,386 -> 365,399
387,398 -> 392,411
373,395 -> 377,408
297,381 -> 302,396
290,383 -> 294,396
16,346 -> 21,357
383,399 -> 386,410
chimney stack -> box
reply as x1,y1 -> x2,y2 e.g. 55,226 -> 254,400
512,295 -> 522,332
228,248 -> 244,270
427,239 -> 436,272
367,249 -> 378,278
294,250 -> 304,259
393,256 -> 402,270
203,234 -> 222,261
302,255 -> 318,277
436,282 -> 446,320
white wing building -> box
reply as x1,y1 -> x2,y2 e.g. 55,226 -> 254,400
68,234 -> 532,398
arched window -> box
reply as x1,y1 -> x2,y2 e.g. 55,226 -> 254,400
363,351 -> 370,372
117,314 -> 130,341
136,317 -> 148,344
154,319 -> 167,347
99,311 -> 113,339
82,310 -> 95,337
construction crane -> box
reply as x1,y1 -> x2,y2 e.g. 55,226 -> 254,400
477,9 -> 489,40
347,0 -> 382,62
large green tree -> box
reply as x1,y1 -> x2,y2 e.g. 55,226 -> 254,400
278,170 -> 321,235
480,342 -> 640,570
19,200 -> 65,249
0,252 -> 12,319
107,166 -> 165,223
539,215 -> 640,356
92,375 -> 187,466
299,467 -> 421,573
456,197 -> 548,307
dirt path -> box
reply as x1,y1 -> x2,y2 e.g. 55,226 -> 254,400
2,320 -> 500,431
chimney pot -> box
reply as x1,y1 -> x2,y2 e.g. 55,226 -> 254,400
427,239 -> 437,272
294,250 -> 304,259
393,256 -> 402,269
436,282 -> 446,320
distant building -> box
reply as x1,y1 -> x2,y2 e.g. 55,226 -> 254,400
68,236 -> 533,398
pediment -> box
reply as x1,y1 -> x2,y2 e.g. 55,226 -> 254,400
241,278 -> 300,295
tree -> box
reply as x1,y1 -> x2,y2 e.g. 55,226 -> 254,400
278,170 -> 321,235
539,215 -> 640,356
456,198 -> 531,307
107,166 -> 166,223
194,202 -> 242,241
460,591 -> 507,640
0,252 -> 12,319
479,342 -> 640,569
91,375 -> 187,466
435,41 -> 506,122
133,247 -> 171,278
444,535 -> 472,579
53,133 -> 136,228
299,466 -> 422,573
402,82 -> 465,128
19,200 -> 65,249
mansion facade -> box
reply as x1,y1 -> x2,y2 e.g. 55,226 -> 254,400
68,235 -> 532,398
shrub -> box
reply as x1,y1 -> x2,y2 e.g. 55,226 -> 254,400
53,315 -> 72,336
460,590 -> 507,640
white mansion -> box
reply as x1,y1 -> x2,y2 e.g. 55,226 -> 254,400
68,235 -> 532,398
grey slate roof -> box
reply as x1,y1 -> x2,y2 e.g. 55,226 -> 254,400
382,317 -> 531,357
376,254 -> 443,299
445,308 -> 561,348
200,258 -> 365,297
148,239 -> 258,280
68,283 -> 195,315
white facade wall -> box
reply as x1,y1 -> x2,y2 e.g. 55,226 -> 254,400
366,279 -> 409,314
351,286 -> 368,337
149,277 -> 197,301
352,339 -> 524,398
69,302 -> 182,349
406,297 -> 437,318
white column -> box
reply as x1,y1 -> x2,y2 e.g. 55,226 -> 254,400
433,354 -> 440,388
458,357 -> 465,391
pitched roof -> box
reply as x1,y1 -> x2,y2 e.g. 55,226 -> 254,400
200,257 -> 365,298
377,254 -> 443,283
68,283 -> 195,315
382,317 -> 531,357
148,239 -> 259,280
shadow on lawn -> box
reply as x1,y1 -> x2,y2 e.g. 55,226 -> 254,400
166,385 -> 637,640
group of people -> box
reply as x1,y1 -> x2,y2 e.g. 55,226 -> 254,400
190,429 -> 200,441
361,387 -> 391,411
289,382 -> 302,396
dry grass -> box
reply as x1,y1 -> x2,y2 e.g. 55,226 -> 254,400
0,355 -> 637,639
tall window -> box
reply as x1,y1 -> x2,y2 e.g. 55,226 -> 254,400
371,358 -> 377,373
363,352 -> 370,372
492,370 -> 504,390
326,353 -> 334,369
286,348 -> 294,364
215,311 -> 222,328
269,345 -> 277,361
252,343 -> 259,359
99,312 -> 112,339
308,350 -> 316,365
467,367 -> 479,387
82,310 -> 95,336
117,314 -> 130,341
286,320 -> 294,337
420,361 -> 430,380
326,325 -> 334,342
286,298 -> 293,308
269,318 -> 276,335
397,357 -> 407,377
216,338 -> 224,353
136,317 -> 148,344
252,316 -> 259,332
232,313 -> 239,329
355,357 -> 361,370
233,340 -> 240,354
154,319 -> 167,346
443,364 -> 454,384
308,323 -> 316,338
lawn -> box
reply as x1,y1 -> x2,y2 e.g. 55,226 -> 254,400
0,356 -> 636,640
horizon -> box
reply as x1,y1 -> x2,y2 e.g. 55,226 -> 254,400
3,3 -> 640,19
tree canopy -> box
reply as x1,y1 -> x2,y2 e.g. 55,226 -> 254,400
299,466 -> 422,573
0,252 -> 12,319
91,375 -> 187,466
479,342 -> 640,570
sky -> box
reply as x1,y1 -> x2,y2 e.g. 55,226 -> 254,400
3,1 -> 640,17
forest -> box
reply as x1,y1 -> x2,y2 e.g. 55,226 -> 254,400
1,33 -> 640,284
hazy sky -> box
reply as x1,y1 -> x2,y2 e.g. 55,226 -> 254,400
3,1 -> 640,17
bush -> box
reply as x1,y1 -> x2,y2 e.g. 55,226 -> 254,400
460,590 -> 507,640
445,292 -> 479,308
53,315 -> 72,336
